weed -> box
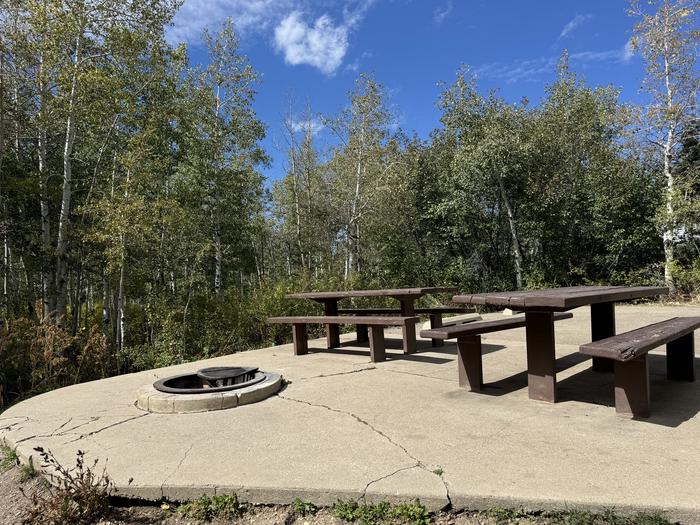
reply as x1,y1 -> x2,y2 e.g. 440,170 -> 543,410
0,442 -> 19,471
333,498 -> 430,525
178,493 -> 245,521
390,500 -> 431,525
431,468 -> 444,476
485,507 -> 534,524
292,497 -> 318,516
19,456 -> 36,482
21,447 -> 113,525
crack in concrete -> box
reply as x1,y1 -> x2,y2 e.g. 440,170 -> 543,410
299,366 -> 377,381
64,414 -> 149,443
278,393 -> 451,508
162,442 -> 194,492
361,463 -> 419,500
382,368 -> 453,383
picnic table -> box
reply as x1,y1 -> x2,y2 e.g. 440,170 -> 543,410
287,287 -> 456,353
451,286 -> 668,403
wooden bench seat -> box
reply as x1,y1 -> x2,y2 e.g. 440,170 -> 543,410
579,317 -> 700,417
338,307 -> 475,348
420,312 -> 573,392
267,315 -> 419,362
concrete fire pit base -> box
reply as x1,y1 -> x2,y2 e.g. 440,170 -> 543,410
136,372 -> 282,414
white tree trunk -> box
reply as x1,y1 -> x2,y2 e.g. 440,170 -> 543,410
497,174 -> 523,289
55,34 -> 82,325
38,51 -> 54,319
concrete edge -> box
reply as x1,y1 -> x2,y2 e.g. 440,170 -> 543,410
2,433 -> 696,523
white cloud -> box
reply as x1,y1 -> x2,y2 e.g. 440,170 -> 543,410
167,0 -> 294,45
288,117 -> 325,135
274,11 -> 349,75
559,13 -> 593,39
476,41 -> 634,84
622,39 -> 635,63
475,57 -> 557,84
434,1 -> 453,25
570,41 -> 636,64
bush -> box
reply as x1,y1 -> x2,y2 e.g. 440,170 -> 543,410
22,448 -> 112,525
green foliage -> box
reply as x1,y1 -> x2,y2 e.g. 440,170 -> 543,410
0,442 -> 19,471
20,456 -> 37,482
177,493 -> 245,521
332,499 -> 430,525
22,448 -> 112,525
291,497 -> 319,516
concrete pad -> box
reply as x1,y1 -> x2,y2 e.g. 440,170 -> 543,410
2,304 -> 700,522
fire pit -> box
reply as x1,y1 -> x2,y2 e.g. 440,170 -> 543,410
136,366 -> 282,414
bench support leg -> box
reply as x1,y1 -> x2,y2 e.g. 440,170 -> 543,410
525,311 -> 557,403
667,332 -> 695,382
457,335 -> 482,391
402,319 -> 417,355
614,355 -> 650,417
292,324 -> 308,356
322,300 -> 341,349
429,314 -> 444,347
368,326 -> 386,363
356,324 -> 369,344
591,302 -> 615,372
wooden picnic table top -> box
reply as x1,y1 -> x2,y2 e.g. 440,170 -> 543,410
452,285 -> 668,311
286,287 -> 456,301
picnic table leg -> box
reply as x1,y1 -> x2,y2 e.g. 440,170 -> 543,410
429,314 -> 444,347
591,302 -> 615,372
525,311 -> 557,403
667,332 -> 695,382
356,324 -> 369,343
614,355 -> 650,417
399,298 -> 417,354
368,326 -> 386,362
322,299 -> 341,349
457,335 -> 482,391
292,324 -> 308,356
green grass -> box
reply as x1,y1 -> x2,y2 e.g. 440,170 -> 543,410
178,494 -> 245,521
0,443 -> 19,471
19,456 -> 36,482
481,507 -> 676,525
332,499 -> 430,525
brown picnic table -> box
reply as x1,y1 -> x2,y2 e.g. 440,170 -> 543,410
287,287 -> 456,353
451,286 -> 668,403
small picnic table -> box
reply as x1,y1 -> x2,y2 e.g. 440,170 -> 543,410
287,287 -> 456,353
451,286 -> 668,402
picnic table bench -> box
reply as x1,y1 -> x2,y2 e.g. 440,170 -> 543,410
579,316 -> 700,417
421,312 -> 573,391
337,306 -> 477,346
286,287 -> 456,354
267,315 -> 419,362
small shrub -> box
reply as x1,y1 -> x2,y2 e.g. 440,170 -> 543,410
292,497 -> 318,516
178,493 -> 245,521
21,447 -> 112,525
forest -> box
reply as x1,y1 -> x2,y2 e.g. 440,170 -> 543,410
0,0 -> 698,406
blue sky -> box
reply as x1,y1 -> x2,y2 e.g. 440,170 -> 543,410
168,0 -> 646,182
